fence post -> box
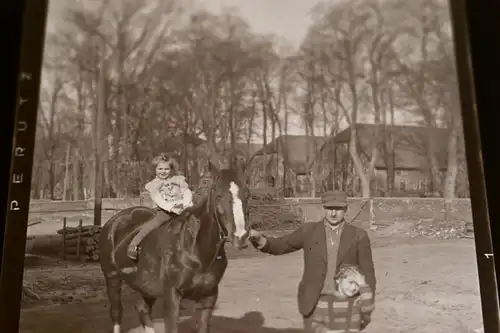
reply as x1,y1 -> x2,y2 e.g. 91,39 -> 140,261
62,217 -> 67,260
369,197 -> 374,228
76,219 -> 83,260
444,198 -> 451,223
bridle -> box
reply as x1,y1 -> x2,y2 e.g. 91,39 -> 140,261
169,179 -> 234,296
201,178 -> 230,272
207,177 -> 229,242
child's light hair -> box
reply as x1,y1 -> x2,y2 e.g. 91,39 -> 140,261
335,264 -> 365,284
152,153 -> 179,174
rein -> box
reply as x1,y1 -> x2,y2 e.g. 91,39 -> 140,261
208,179 -> 229,241
202,179 -> 229,272
174,180 -> 230,296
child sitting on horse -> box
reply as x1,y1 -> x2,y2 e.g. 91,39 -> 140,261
309,264 -> 375,333
127,153 -> 193,261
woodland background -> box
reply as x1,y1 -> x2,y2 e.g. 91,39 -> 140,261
33,0 -> 468,201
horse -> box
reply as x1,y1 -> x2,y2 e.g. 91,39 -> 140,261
99,161 -> 251,333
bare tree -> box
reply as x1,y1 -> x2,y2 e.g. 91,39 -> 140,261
37,77 -> 66,199
302,0 -> 394,197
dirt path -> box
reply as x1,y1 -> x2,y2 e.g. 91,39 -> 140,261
19,238 -> 482,333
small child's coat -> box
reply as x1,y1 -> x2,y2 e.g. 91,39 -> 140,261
309,284 -> 374,333
146,175 -> 193,210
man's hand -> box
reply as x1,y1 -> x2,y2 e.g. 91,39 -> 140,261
248,229 -> 267,249
170,202 -> 184,214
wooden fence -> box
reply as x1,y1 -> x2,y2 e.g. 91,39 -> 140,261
29,197 -> 473,229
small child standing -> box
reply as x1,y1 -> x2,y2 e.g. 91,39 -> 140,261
307,265 -> 374,333
127,153 -> 193,261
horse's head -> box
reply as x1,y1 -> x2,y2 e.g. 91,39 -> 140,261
207,158 -> 250,250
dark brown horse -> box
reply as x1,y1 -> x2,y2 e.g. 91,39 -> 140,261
99,162 -> 250,333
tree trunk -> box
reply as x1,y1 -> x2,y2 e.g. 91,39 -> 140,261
120,63 -> 129,164
182,136 -> 190,182
103,160 -> 111,198
63,143 -> 71,200
45,79 -> 61,201
246,92 -> 257,147
333,103 -> 339,182
341,144 -> 348,192
365,54 -> 384,197
93,38 -> 106,226
443,120 -> 459,201
425,130 -> 442,194
282,92 -> 289,194
74,66 -> 87,201
332,142 -> 338,190
191,148 -> 200,186
49,160 -> 56,200
349,125 -> 371,198
39,164 -> 45,199
417,22 -> 441,195
419,102 -> 442,195
104,133 -> 116,198
385,86 -> 396,193
271,116 -> 276,143
72,149 -> 80,200
262,99 -> 268,185
112,126 -> 121,197
31,164 -> 41,199
308,125 -> 317,198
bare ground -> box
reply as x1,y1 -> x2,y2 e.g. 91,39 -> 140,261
19,232 -> 483,333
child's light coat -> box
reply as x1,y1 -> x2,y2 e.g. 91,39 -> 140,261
145,175 -> 193,213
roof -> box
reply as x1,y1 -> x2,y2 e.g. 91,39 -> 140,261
252,135 -> 327,174
331,123 -> 449,170
249,125 -> 450,173
221,142 -> 263,159
162,136 -> 261,159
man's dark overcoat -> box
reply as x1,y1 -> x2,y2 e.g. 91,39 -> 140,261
260,221 -> 376,317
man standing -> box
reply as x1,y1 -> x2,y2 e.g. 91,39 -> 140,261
249,191 -> 376,332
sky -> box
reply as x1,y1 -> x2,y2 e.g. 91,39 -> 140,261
199,0 -> 318,49
46,0 -> 320,48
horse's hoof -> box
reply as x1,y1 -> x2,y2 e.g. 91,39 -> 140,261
112,324 -> 121,333
143,326 -> 156,333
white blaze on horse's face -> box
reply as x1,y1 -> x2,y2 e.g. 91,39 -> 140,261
229,181 -> 246,238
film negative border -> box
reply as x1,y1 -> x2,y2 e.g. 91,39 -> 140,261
0,1 -> 49,332
0,2 -> 26,270
449,1 -> 500,332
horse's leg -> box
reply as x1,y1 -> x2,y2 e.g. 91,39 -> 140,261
196,288 -> 219,333
163,287 -> 182,333
134,296 -> 156,333
104,274 -> 123,333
